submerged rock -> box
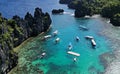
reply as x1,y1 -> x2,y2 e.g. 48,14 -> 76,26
99,52 -> 115,69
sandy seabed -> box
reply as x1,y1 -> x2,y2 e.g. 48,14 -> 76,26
100,18 -> 120,74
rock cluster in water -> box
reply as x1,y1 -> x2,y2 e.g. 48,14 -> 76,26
0,7 -> 51,74
52,9 -> 64,14
59,0 -> 120,26
59,0 -> 73,4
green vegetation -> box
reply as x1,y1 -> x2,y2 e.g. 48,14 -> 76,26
110,13 -> 120,26
0,15 -> 18,73
101,1 -> 120,18
0,7 -> 51,73
0,17 -> 24,48
60,0 -> 120,26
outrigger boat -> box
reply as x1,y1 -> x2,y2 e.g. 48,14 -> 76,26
67,51 -> 80,57
55,38 -> 60,43
53,30 -> 58,36
73,57 -> 77,62
68,42 -> 72,50
76,36 -> 80,41
85,36 -> 93,39
79,25 -> 88,30
91,39 -> 96,46
40,52 -> 46,59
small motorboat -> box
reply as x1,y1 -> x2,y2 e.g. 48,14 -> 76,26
68,42 -> 72,50
67,51 -> 80,56
42,35 -> 52,40
85,36 -> 93,39
55,38 -> 60,43
76,36 -> 80,41
73,57 -> 77,62
53,30 -> 58,36
91,39 -> 96,46
44,35 -> 51,38
68,42 -> 72,47
40,52 -> 46,59
68,46 -> 72,50
79,25 -> 88,30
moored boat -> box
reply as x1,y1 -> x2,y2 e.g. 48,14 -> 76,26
76,36 -> 80,41
53,30 -> 58,36
55,38 -> 60,43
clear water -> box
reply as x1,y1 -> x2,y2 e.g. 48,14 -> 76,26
0,0 -> 112,74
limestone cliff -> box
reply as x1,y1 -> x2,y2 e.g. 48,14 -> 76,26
0,7 -> 52,74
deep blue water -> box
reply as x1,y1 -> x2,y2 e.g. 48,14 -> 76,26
0,0 -> 69,18
0,0 -> 112,74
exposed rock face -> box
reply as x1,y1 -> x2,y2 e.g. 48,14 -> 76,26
75,9 -> 86,17
0,7 -> 52,74
52,9 -> 64,14
59,0 -> 92,17
110,13 -> 120,26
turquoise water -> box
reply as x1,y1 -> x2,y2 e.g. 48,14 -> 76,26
31,15 -> 111,74
0,0 -> 112,74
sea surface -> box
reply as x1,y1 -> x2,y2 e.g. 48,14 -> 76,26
0,0 -> 114,74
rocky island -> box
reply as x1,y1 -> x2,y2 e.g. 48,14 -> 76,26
0,7 -> 51,73
52,9 -> 64,14
59,0 -> 120,26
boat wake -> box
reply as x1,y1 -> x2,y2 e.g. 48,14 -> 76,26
63,12 -> 74,16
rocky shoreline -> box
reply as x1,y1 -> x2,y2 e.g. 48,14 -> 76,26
0,7 -> 52,74
59,0 -> 120,26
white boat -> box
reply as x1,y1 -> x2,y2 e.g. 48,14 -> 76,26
68,42 -> 72,47
53,30 -> 58,36
40,52 -> 46,58
76,36 -> 80,41
85,36 -> 93,39
79,25 -> 88,30
91,39 -> 96,46
44,35 -> 52,39
42,35 -> 52,40
85,36 -> 96,47
67,51 -> 80,56
41,52 -> 46,56
73,57 -> 77,62
68,42 -> 72,50
55,38 -> 60,43
68,46 -> 72,50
